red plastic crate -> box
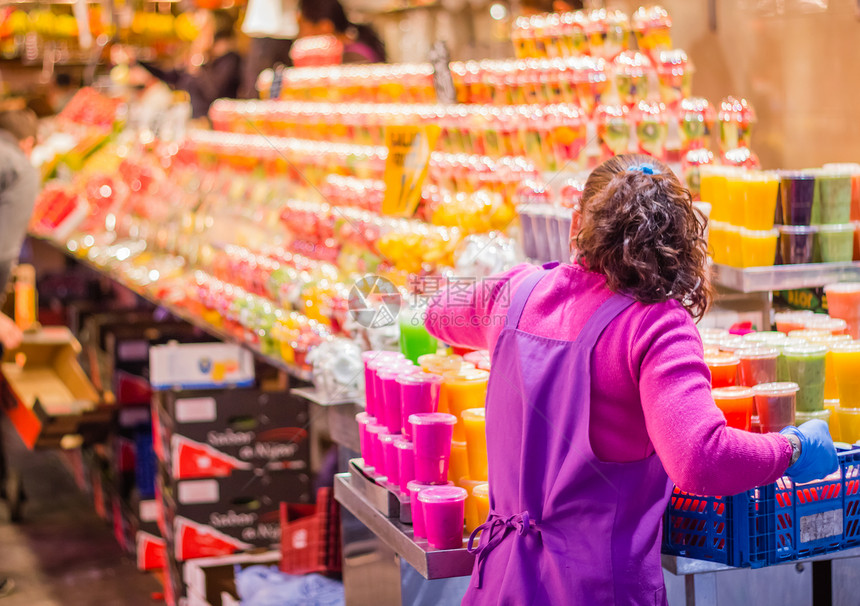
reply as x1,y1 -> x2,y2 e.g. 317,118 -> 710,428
280,487 -> 341,576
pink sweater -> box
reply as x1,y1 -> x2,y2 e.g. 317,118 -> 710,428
425,263 -> 792,496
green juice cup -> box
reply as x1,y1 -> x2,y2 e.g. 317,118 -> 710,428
399,308 -> 438,364
782,344 -> 827,412
817,223 -> 855,262
818,173 -> 853,225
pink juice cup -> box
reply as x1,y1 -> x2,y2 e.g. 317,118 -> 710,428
753,382 -> 799,433
409,412 -> 457,484
366,423 -> 389,477
418,486 -> 468,550
381,434 -> 401,486
408,479 -> 453,539
373,359 -> 414,433
397,439 -> 416,492
364,352 -> 406,417
398,373 -> 444,438
355,412 -> 376,469
825,283 -> 860,339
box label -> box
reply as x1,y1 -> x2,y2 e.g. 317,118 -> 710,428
177,479 -> 220,505
799,509 -> 842,543
176,398 -> 217,423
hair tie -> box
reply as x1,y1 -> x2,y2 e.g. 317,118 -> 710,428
627,164 -> 659,175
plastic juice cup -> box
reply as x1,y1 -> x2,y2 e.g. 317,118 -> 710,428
743,331 -> 788,346
779,225 -> 818,264
787,329 -> 829,341
835,408 -> 860,443
370,358 -> 413,418
700,168 -> 729,222
824,399 -> 841,441
705,352 -> 740,388
473,483 -> 490,528
776,310 -> 815,334
355,412 -> 376,469
708,221 -> 728,264
397,439 -> 416,492
782,344 -> 827,412
795,409 -> 831,429
461,408 -> 489,482
824,283 -> 860,339
818,224 -> 855,263
724,225 -> 743,268
818,174 -> 853,224
831,341 -> 860,409
448,440 -> 469,483
399,310 -> 439,364
418,486 -> 468,550
779,172 -> 816,226
363,351 -> 405,417
442,369 -> 489,442
712,386 -> 755,430
459,477 -> 485,534
738,347 -> 779,388
378,366 -> 416,434
718,335 -> 747,353
408,480 -> 452,539
699,328 -> 730,341
740,228 -> 778,267
805,317 -> 849,336
398,373 -> 443,439
743,173 -> 779,230
409,412 -> 457,484
753,382 -> 799,433
381,433 -> 401,485
366,423 -> 389,477
725,175 -> 748,225
419,354 -> 463,375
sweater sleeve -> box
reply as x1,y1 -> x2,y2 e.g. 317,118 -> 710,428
424,263 -> 538,351
634,303 -> 793,496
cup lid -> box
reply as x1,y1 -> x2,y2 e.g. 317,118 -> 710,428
712,386 -> 754,399
783,343 -> 828,356
805,317 -> 848,332
787,329 -> 829,340
775,310 -> 815,320
753,382 -> 800,395
367,423 -> 389,435
698,328 -> 729,339
807,333 -> 852,345
824,282 -> 860,294
407,479 -> 453,493
718,335 -> 747,352
830,341 -> 860,353
355,412 -> 375,424
377,365 -> 417,380
444,368 -> 490,383
796,409 -> 832,421
417,486 -> 468,504
778,225 -> 819,235
460,407 -> 486,421
379,433 -> 399,444
362,350 -> 405,363
408,412 -> 457,426
394,438 -> 415,451
737,346 -> 779,359
704,352 -> 740,366
472,483 -> 489,498
818,223 -> 855,234
740,228 -> 779,237
397,372 -> 444,386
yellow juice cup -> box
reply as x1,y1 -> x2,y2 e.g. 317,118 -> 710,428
443,369 -> 489,441
461,408 -> 488,482
836,407 -> 860,443
458,477 -> 485,534
831,341 -> 860,409
448,440 -> 470,483
724,225 -> 743,268
824,399 -> 841,442
473,483 -> 490,528
740,228 -> 778,267
700,167 -> 730,223
709,221 -> 727,264
743,172 -> 780,230
725,174 -> 748,226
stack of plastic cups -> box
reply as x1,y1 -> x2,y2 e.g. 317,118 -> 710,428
740,172 -> 779,268
831,341 -> 860,442
824,283 -> 860,339
753,382 -> 799,433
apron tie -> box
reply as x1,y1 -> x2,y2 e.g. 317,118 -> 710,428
467,511 -> 538,589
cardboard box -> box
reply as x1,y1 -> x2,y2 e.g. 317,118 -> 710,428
103,321 -> 213,379
0,327 -> 111,448
136,530 -> 166,571
159,468 -> 311,561
150,343 -> 255,391
153,388 -> 309,479
182,551 -> 280,606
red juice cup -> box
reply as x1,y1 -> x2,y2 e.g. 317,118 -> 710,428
824,282 -> 860,339
409,412 -> 457,484
382,434 -> 402,486
366,423 -> 389,477
408,479 -> 453,539
712,386 -> 755,430
355,412 -> 376,469
753,382 -> 799,433
419,486 -> 468,550
737,347 -> 779,388
398,373 -> 444,439
397,439 -> 416,492
705,352 -> 740,388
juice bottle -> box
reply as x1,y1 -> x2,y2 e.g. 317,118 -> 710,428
13,264 -> 36,331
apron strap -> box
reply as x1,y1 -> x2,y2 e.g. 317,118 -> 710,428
575,293 -> 635,351
467,510 -> 537,589
505,263 -> 558,329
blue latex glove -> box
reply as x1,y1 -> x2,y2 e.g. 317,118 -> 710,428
780,420 -> 838,484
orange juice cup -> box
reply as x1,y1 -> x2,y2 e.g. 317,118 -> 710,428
743,172 -> 779,230
461,408 -> 488,482
708,221 -> 728,264
725,173 -> 748,226
724,225 -> 743,268
824,399 -> 841,441
473,483 -> 490,528
458,477 -> 485,534
443,369 -> 489,442
835,407 -> 860,443
740,228 -> 778,267
824,283 -> 860,339
448,440 -> 470,483
699,166 -> 730,223
831,341 -> 860,409
705,352 -> 740,388
712,386 -> 755,430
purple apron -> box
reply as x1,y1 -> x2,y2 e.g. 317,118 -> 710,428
464,264 -> 673,606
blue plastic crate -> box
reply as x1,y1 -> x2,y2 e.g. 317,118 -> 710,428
134,430 -> 157,500
663,446 -> 860,568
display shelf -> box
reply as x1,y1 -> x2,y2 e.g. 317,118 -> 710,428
334,472 -> 475,580
712,262 -> 860,293
31,235 -> 314,383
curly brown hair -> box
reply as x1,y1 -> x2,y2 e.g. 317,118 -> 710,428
574,154 -> 712,320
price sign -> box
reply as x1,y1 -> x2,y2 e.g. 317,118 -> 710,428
382,124 -> 440,217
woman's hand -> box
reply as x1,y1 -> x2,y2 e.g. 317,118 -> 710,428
0,312 -> 22,351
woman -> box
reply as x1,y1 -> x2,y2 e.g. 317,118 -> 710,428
425,154 -> 837,605
138,10 -> 242,119
297,0 -> 385,64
